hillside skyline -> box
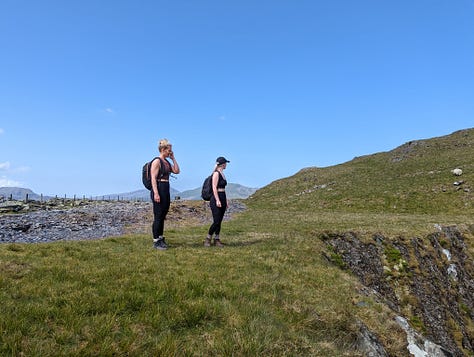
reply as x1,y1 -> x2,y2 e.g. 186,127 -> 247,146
2,127 -> 472,200
0,182 -> 258,201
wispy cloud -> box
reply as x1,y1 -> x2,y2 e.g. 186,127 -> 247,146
0,128 -> 4,135
0,161 -> 11,171
0,176 -> 22,187
218,115 -> 226,121
104,108 -> 115,114
0,162 -> 28,188
0,162 -> 29,174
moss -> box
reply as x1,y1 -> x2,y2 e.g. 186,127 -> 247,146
439,238 -> 450,248
409,315 -> 426,334
384,247 -> 402,264
329,252 -> 347,269
460,302 -> 472,316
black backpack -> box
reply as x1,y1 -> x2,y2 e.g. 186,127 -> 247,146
201,174 -> 214,201
142,157 -> 164,190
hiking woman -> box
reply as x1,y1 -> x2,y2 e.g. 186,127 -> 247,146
205,156 -> 230,247
150,138 -> 180,250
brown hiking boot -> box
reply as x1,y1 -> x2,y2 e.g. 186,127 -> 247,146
214,239 -> 224,247
204,238 -> 212,247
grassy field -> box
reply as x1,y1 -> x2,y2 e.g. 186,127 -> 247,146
1,207 -> 413,356
4,205 -> 467,356
1,129 -> 474,356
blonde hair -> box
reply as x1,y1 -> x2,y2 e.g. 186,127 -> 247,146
158,138 -> 171,153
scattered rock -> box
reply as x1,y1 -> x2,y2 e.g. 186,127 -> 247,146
356,320 -> 389,356
0,200 -> 246,244
395,316 -> 453,357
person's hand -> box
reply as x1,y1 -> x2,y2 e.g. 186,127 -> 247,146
154,194 -> 161,203
216,200 -> 222,207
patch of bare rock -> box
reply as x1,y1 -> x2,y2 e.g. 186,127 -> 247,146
0,200 -> 246,244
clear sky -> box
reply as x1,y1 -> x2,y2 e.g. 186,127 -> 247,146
1,0 -> 473,197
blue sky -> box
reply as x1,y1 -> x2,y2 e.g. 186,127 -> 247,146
1,0 -> 473,197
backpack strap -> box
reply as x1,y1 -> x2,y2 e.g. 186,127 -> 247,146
148,157 -> 164,181
155,157 -> 165,179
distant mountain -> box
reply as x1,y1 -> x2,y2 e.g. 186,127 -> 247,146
0,187 -> 46,201
97,187 -> 181,201
102,183 -> 257,201
178,183 -> 258,200
1,183 -> 257,202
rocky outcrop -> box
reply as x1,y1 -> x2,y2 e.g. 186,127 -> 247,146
323,226 -> 474,356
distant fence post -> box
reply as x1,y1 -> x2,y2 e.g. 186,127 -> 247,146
25,193 -> 29,203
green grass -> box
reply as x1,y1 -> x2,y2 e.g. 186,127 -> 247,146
251,128 -> 474,216
2,128 -> 474,355
0,213 -> 408,356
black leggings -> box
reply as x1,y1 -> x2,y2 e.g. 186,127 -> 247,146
208,192 -> 227,236
151,182 -> 170,238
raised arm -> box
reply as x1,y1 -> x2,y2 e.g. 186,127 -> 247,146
169,148 -> 180,174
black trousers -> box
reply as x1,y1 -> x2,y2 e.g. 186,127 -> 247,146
208,191 -> 227,236
151,182 -> 170,239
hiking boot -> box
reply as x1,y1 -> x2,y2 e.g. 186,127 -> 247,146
153,238 -> 168,250
214,239 -> 224,247
204,238 -> 212,247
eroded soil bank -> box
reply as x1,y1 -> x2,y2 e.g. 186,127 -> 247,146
323,226 -> 474,356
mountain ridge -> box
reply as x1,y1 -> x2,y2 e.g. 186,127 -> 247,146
0,183 -> 258,201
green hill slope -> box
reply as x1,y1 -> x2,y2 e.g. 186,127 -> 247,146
250,128 -> 474,215
2,129 -> 474,356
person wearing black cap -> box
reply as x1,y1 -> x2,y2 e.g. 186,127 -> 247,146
205,156 -> 230,247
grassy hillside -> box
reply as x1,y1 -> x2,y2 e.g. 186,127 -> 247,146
1,129 -> 473,356
249,129 -> 474,234
251,128 -> 474,216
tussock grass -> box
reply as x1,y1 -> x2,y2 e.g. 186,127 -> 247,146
2,129 -> 474,355
0,216 -> 404,356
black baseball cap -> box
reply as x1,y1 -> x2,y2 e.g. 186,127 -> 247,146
216,157 -> 230,165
